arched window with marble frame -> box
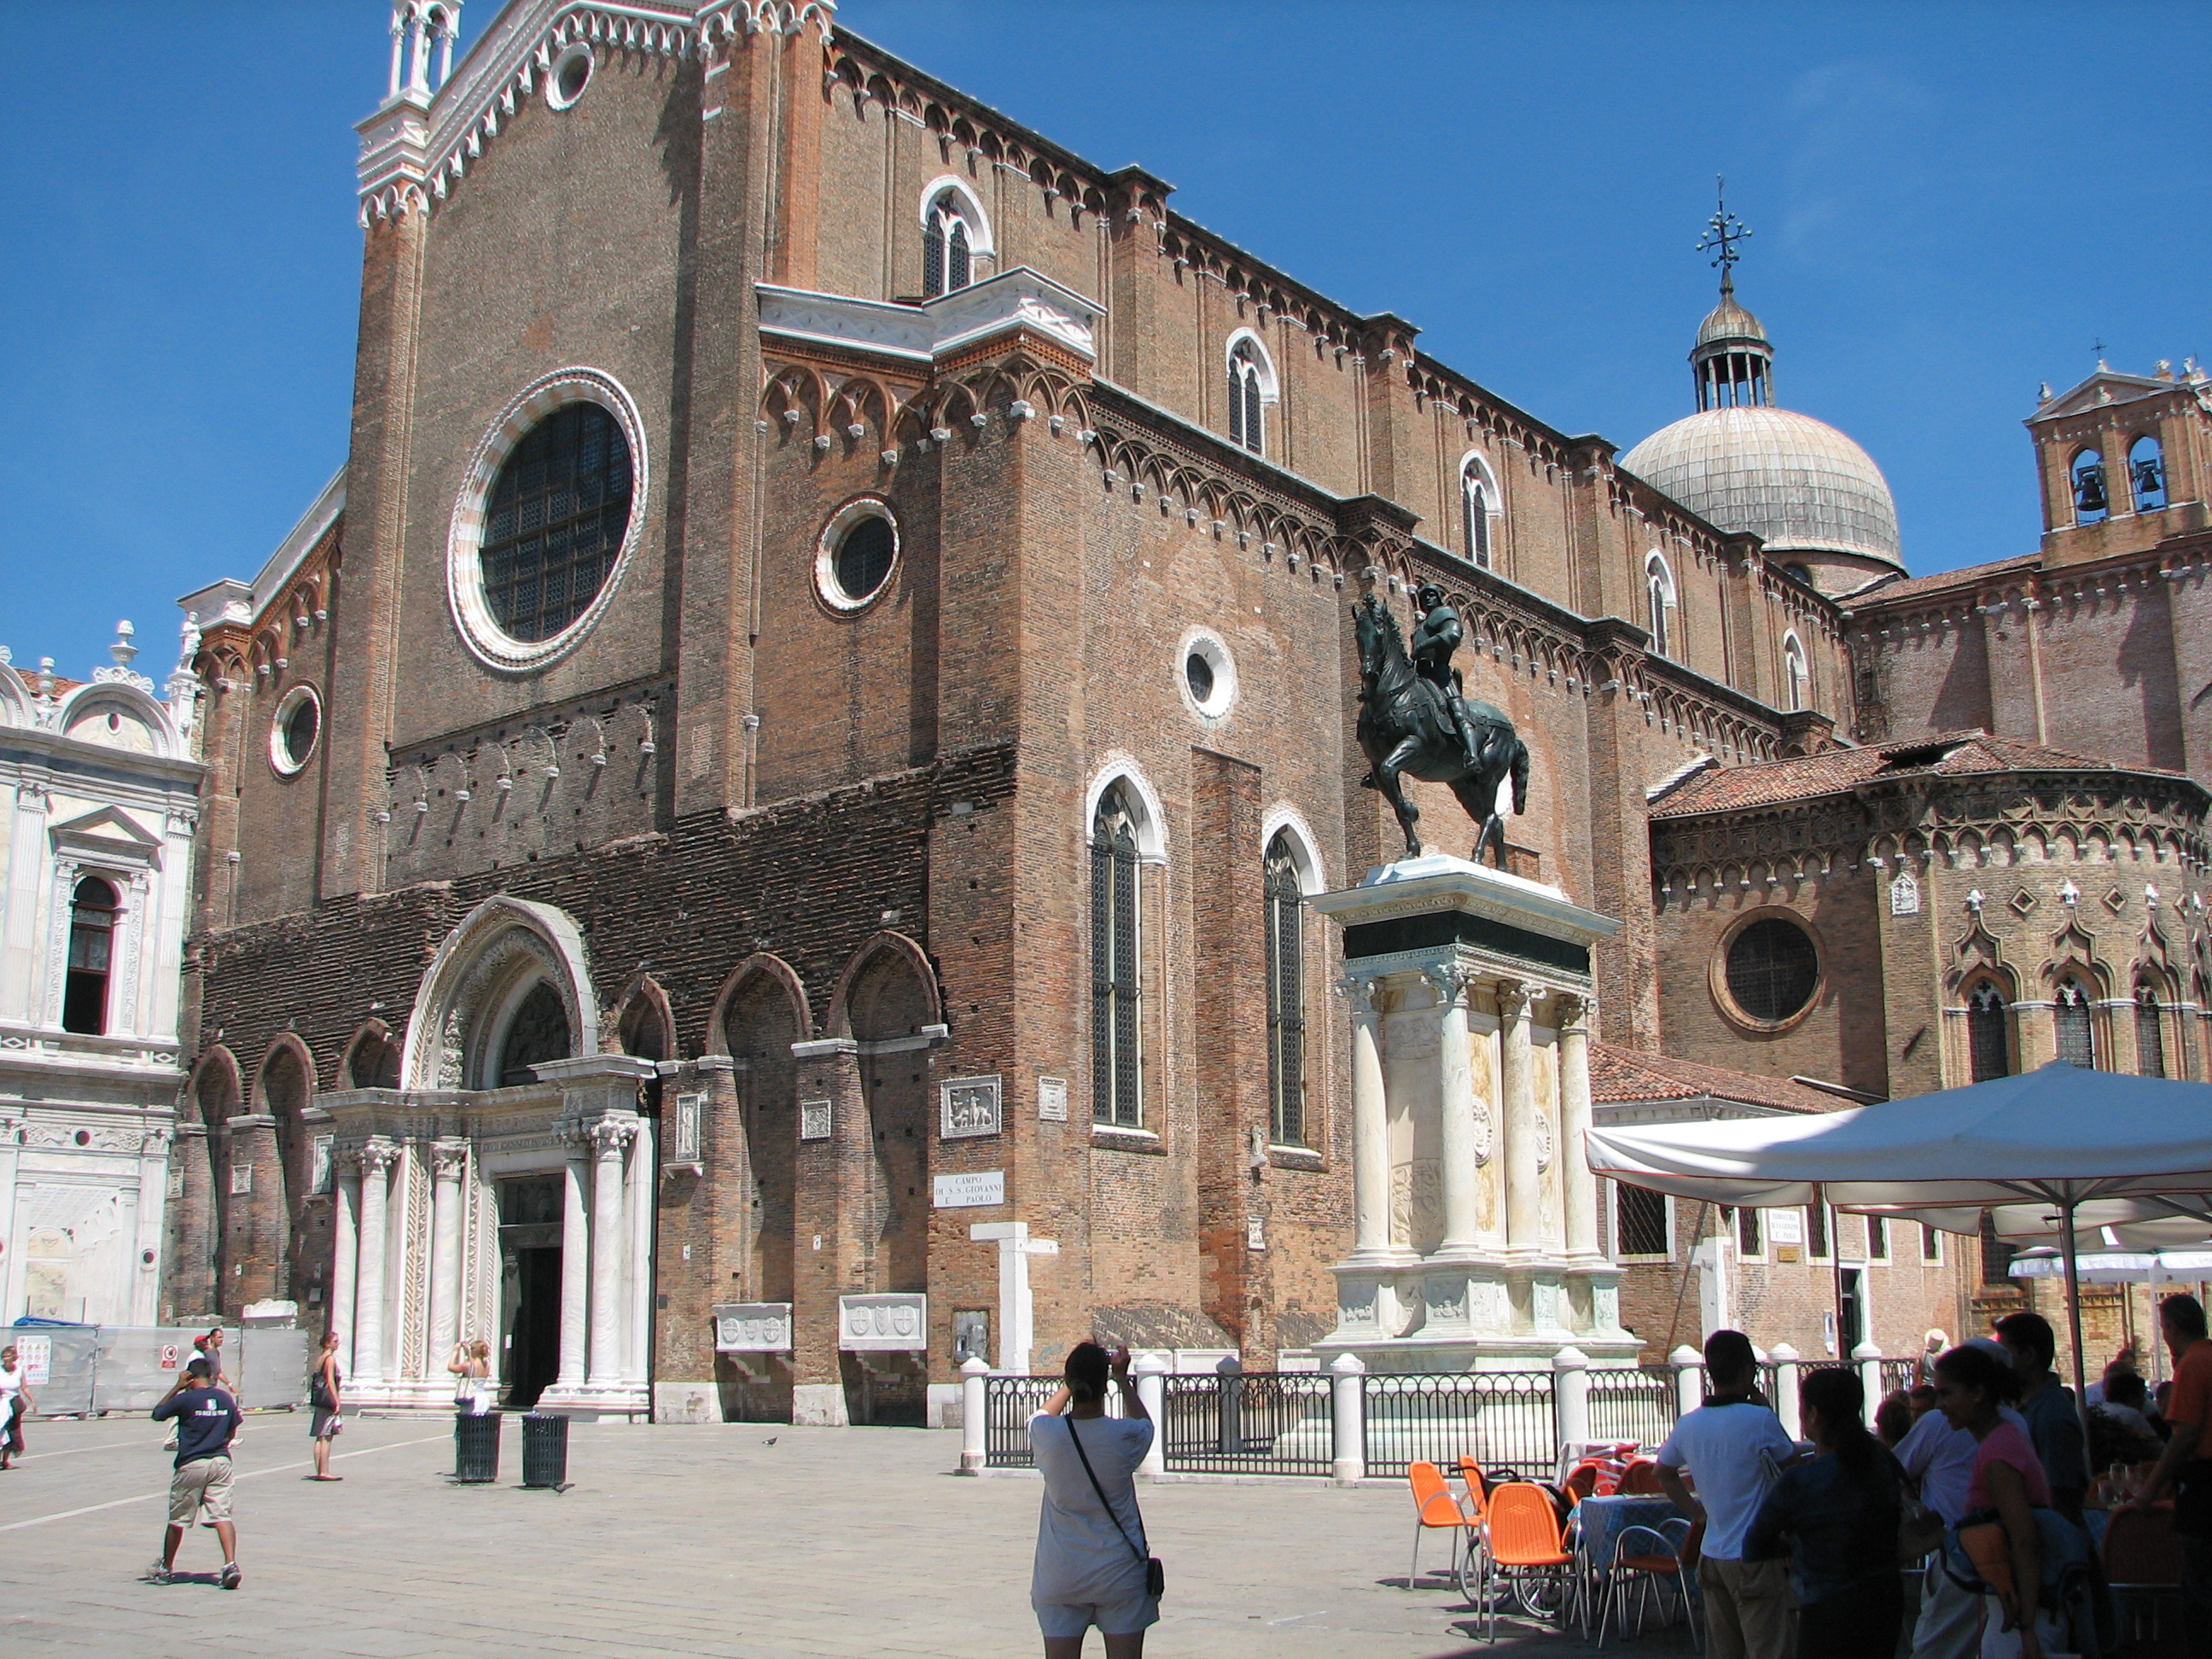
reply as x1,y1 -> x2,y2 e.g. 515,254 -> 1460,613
1458,451 -> 1502,571
398,895 -> 597,1093
1781,631 -> 1809,714
1086,763 -> 1167,1130
1260,811 -> 1328,1151
1644,551 -> 1676,661
919,177 -> 992,300
1225,329 -> 1278,457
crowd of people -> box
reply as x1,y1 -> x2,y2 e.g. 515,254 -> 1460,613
1656,1296 -> 2212,1659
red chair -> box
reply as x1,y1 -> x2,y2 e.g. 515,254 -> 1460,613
1477,1482 -> 1578,1641
1405,1460 -> 1477,1593
1562,1462 -> 1602,1505
1616,1458 -> 1664,1496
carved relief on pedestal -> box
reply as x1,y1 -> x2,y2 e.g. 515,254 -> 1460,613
1389,1159 -> 1442,1249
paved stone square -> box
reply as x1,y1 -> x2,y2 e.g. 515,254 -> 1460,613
0,1412 -> 1694,1657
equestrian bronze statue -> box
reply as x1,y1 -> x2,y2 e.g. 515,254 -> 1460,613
1353,583 -> 1528,866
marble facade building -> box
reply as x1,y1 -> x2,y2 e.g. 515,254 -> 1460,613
0,627 -> 203,1327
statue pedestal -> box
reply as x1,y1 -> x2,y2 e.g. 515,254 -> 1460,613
1312,855 -> 1639,1371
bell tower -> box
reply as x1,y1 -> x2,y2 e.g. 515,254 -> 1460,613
2026,357 -> 2211,567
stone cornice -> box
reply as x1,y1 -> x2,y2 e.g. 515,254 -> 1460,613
757,267 -> 1102,368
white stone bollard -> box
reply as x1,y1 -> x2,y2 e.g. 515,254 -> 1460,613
1216,1353 -> 1243,1455
958,1355 -> 991,1475
1671,1344 -> 1704,1420
1769,1343 -> 1802,1438
1132,1352 -> 1168,1480
1854,1341 -> 1884,1426
1553,1346 -> 1592,1452
1330,1353 -> 1367,1485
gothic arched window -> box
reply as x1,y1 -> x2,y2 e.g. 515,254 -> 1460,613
2070,447 -> 2109,523
1967,981 -> 2011,1083
923,189 -> 976,299
1645,553 -> 1674,659
2131,434 -> 2168,513
2055,975 -> 2096,1068
1264,831 -> 1307,1147
2138,984 -> 2168,1078
1090,786 -> 1143,1126
498,981 -> 573,1089
1227,339 -> 1266,455
61,875 -> 119,1035
1782,633 -> 1807,713
1461,457 -> 1499,570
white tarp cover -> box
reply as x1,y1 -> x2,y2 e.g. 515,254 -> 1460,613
1584,1061 -> 2212,1212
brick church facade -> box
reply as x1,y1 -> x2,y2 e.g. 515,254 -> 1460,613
158,1 -> 2209,1412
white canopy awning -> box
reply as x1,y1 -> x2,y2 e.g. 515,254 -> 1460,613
1584,1061 -> 2212,1213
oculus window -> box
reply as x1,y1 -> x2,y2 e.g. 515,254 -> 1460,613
1724,915 -> 1818,1024
815,501 -> 900,612
480,402 -> 635,645
270,685 -> 321,777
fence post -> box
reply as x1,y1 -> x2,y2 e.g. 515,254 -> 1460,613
1133,1352 -> 1167,1480
1770,1342 -> 1802,1439
1854,1340 -> 1883,1426
1216,1353 -> 1243,1455
1553,1346 -> 1591,1459
1670,1344 -> 1704,1420
957,1356 -> 991,1475
1330,1353 -> 1367,1485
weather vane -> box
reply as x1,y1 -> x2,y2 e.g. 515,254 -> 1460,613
1697,176 -> 1752,289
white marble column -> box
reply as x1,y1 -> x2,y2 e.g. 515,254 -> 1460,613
1428,964 -> 1481,1258
329,1161 -> 360,1380
352,1140 -> 399,1383
622,1115 -> 655,1388
426,1139 -> 468,1377
1556,996 -> 1601,1261
586,1118 -> 636,1388
1346,977 -> 1394,1261
1499,981 -> 1541,1255
555,1137 -> 590,1388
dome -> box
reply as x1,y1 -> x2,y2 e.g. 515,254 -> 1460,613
1696,291 -> 1767,351
1620,405 -> 1903,571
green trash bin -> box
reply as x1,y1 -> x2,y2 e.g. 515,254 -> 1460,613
521,1412 -> 568,1488
453,1412 -> 502,1483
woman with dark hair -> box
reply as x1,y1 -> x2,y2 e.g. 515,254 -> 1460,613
1744,1366 -> 1905,1656
1027,1342 -> 1156,1657
1934,1341 -> 2050,1659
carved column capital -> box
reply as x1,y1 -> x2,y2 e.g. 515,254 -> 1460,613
1552,992 -> 1590,1033
1422,962 -> 1474,1006
358,1138 -> 402,1178
429,1138 -> 470,1180
1341,973 -> 1389,1017
1495,979 -> 1534,1021
585,1117 -> 638,1159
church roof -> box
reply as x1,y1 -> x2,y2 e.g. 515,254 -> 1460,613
1620,405 -> 1903,570
1843,553 -> 2040,609
1590,1044 -> 1839,1115
1648,731 -> 2193,818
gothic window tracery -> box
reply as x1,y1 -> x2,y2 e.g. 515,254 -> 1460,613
1264,831 -> 1306,1148
1090,785 -> 1143,1126
1967,981 -> 2011,1082
2137,983 -> 2167,1078
923,189 -> 976,298
1227,338 -> 1266,455
498,981 -> 572,1089
1461,455 -> 1499,570
2054,975 -> 2096,1068
1645,553 -> 1674,659
1782,632 -> 1807,713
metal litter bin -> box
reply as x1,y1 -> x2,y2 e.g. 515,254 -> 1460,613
521,1412 -> 568,1488
453,1412 -> 501,1483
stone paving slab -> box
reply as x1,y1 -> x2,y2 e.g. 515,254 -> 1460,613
0,1414 -> 1691,1657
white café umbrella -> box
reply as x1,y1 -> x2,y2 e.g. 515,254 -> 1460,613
1583,1061 -> 2212,1406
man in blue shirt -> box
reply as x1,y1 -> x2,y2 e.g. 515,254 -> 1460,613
147,1356 -> 242,1588
1995,1310 -> 2087,1525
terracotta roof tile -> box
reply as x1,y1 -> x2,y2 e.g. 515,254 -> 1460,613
1648,731 -> 2192,818
1590,1044 -> 1840,1115
1845,555 -> 2040,609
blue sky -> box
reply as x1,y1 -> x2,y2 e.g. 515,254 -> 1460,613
4,1 -> 2207,679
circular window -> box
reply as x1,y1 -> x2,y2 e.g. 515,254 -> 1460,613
1178,630 -> 1237,719
270,685 -> 321,776
548,44 -> 594,110
1722,914 -> 1820,1025
448,370 -> 649,673
815,500 -> 900,612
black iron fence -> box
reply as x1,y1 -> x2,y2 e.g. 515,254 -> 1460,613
1158,1371 -> 1334,1475
1586,1365 -> 1679,1447
982,1374 -> 1062,1469
1361,1370 -> 1556,1480
1879,1357 -> 1920,1397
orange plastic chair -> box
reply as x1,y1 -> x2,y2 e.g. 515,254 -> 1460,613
1595,1518 -> 1703,1648
1458,1456 -> 1491,1522
1406,1460 -> 1477,1592
1616,1458 -> 1663,1496
1479,1482 -> 1578,1642
2104,1505 -> 2184,1644
1562,1462 -> 1602,1504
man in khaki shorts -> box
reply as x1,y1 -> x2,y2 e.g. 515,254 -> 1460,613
147,1355 -> 242,1588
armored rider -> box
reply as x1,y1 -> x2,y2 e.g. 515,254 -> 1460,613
1410,583 -> 1481,768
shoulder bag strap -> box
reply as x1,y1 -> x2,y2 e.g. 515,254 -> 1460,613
1065,1414 -> 1149,1566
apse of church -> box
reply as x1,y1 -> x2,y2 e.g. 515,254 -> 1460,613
173,1 -> 1928,1415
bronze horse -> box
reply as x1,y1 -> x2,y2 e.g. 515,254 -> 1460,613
1353,591 -> 1528,865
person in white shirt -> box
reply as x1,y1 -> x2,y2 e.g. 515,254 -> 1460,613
1027,1342 -> 1156,1657
1656,1329 -> 1799,1659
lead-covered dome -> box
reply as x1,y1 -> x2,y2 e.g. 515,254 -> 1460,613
1621,405 -> 1902,570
